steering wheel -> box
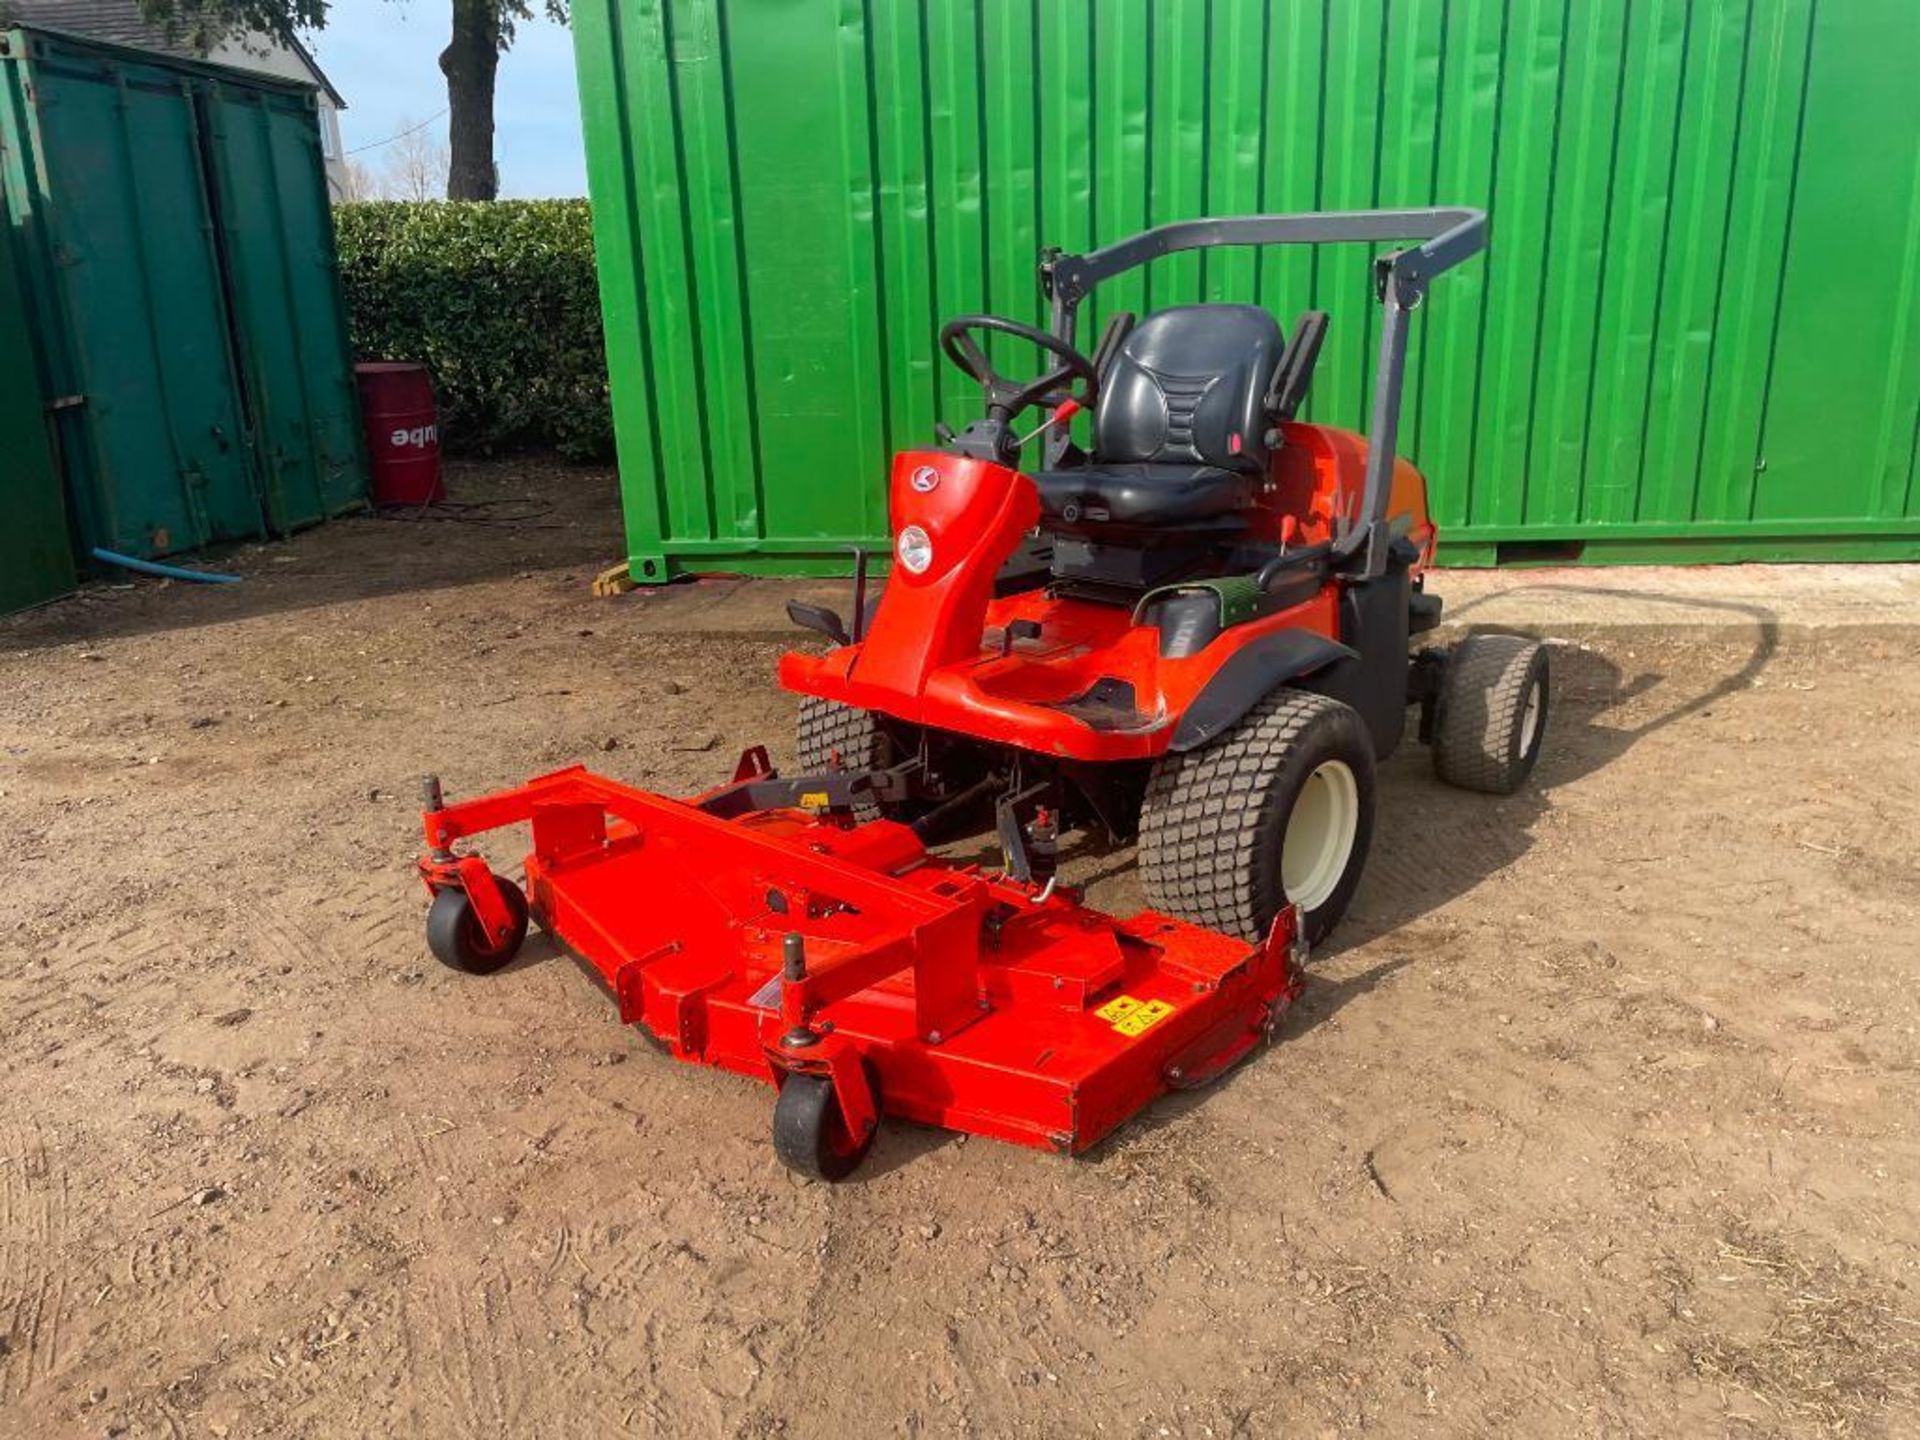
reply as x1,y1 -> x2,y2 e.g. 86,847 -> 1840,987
938,314 -> 1100,422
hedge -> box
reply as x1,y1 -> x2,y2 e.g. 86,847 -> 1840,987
334,200 -> 613,461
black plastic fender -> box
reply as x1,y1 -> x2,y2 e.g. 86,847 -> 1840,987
1169,629 -> 1356,753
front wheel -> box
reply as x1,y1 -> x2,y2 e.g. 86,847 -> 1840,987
796,696 -> 887,773
1140,689 -> 1376,947
795,696 -> 893,821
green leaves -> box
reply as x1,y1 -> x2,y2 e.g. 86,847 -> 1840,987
334,199 -> 611,460
137,0 -> 332,53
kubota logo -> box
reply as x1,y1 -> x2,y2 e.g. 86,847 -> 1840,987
390,423 -> 437,449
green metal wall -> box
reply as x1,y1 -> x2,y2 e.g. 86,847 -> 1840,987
0,188 -> 74,614
0,28 -> 365,562
574,0 -> 1920,577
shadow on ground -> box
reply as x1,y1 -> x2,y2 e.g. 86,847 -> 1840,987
1080,589 -> 1783,1164
1060,586 -> 1780,960
0,460 -> 623,653
1341,585 -> 1779,949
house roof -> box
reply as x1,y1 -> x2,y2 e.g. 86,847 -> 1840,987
0,0 -> 345,107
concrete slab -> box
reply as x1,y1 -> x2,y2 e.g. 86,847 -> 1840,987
612,563 -> 1920,637
1432,562 -> 1920,631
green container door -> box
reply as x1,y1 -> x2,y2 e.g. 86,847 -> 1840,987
0,188 -> 74,613
572,0 -> 1920,576
1749,3 -> 1920,542
201,78 -> 367,531
1,32 -> 261,557
0,28 -> 366,564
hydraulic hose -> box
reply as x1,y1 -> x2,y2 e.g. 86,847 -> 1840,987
90,547 -> 242,585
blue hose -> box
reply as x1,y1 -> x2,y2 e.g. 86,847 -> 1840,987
90,547 -> 242,585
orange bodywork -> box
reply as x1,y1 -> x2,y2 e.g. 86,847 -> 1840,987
1261,421 -> 1436,569
779,424 -> 1433,762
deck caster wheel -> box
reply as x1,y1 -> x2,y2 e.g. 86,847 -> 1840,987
426,876 -> 529,975
772,1069 -> 878,1182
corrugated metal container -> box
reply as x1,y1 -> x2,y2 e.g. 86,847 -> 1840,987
200,74 -> 367,530
0,27 -> 365,561
0,186 -> 74,614
573,0 -> 1920,577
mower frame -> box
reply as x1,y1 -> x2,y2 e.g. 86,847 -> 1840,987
412,205 -> 1548,1182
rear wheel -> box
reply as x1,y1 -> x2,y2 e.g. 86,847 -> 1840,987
1140,689 -> 1376,946
1432,635 -> 1550,795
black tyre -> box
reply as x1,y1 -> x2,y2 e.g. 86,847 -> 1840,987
772,1069 -> 878,1182
796,696 -> 887,773
425,876 -> 530,975
1432,635 -> 1549,795
797,696 -> 910,822
1140,689 -> 1376,947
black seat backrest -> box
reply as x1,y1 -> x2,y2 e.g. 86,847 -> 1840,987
1093,304 -> 1285,474
1266,309 -> 1329,421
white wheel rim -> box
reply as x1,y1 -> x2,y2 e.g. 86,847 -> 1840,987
1282,760 -> 1360,913
1519,678 -> 1543,755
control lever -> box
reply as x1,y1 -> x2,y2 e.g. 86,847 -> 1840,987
1255,517 -> 1304,593
1015,398 -> 1081,450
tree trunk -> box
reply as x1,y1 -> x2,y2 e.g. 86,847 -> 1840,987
440,0 -> 500,200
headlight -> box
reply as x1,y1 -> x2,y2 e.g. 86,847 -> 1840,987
896,524 -> 934,575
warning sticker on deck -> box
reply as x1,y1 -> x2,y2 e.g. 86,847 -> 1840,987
1095,994 -> 1175,1037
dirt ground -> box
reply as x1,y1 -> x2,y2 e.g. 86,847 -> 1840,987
3,460 -> 1918,1439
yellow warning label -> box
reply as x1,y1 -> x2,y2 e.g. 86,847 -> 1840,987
1095,994 -> 1175,1036
799,791 -> 830,810
1113,999 -> 1175,1037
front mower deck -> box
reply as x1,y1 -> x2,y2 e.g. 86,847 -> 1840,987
419,763 -> 1303,1170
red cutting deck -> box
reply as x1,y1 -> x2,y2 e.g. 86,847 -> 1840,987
420,765 -> 1304,1156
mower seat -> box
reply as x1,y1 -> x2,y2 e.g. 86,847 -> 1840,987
1032,303 -> 1284,532
1032,461 -> 1249,527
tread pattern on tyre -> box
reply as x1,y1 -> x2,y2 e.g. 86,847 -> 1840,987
1432,634 -> 1547,795
1140,688 -> 1366,942
795,696 -> 885,773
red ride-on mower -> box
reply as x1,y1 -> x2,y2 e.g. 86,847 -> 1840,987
417,209 -> 1550,1181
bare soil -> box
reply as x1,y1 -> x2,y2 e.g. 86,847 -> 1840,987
2,460 -> 1917,1438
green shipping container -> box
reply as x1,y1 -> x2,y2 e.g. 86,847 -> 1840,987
0,186 -> 74,614
572,0 -> 1920,578
0,27 -> 365,561
200,75 -> 367,532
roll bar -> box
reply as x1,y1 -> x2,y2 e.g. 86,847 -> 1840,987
1038,208 -> 1487,578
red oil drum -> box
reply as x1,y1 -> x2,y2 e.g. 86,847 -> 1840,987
355,361 -> 445,506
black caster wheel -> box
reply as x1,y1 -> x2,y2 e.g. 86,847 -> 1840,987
772,1069 -> 879,1182
425,876 -> 529,975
